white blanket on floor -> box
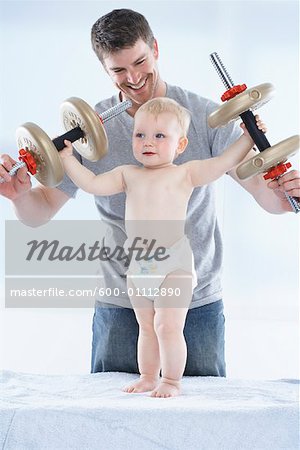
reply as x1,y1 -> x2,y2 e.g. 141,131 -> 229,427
0,370 -> 299,450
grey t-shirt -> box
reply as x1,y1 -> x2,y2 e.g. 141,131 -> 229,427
57,84 -> 241,308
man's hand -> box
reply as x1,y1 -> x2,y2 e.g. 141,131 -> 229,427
267,169 -> 300,211
0,154 -> 32,200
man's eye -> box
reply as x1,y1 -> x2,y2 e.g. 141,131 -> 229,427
136,59 -> 145,65
155,133 -> 165,139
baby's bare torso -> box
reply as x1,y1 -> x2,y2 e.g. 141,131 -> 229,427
123,164 -> 193,246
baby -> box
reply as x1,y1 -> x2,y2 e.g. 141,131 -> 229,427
60,97 -> 265,398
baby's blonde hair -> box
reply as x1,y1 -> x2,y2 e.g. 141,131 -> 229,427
136,97 -> 191,137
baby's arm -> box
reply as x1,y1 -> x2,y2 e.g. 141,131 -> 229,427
60,140 -> 126,195
186,116 -> 266,187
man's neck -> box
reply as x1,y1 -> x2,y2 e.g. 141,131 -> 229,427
120,80 -> 167,117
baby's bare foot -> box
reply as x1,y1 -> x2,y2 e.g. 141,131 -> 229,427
150,377 -> 181,398
123,375 -> 159,393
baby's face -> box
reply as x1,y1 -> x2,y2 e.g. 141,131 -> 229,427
132,111 -> 185,168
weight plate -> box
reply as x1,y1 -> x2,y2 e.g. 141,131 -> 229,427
60,97 -> 108,161
16,122 -> 64,187
208,83 -> 275,128
236,135 -> 300,180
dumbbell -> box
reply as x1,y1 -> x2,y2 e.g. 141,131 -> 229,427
208,52 -> 300,213
0,98 -> 132,188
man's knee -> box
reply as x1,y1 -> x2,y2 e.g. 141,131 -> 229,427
91,305 -> 139,373
183,301 -> 226,376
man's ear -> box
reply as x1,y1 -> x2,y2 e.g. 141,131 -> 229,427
153,38 -> 159,59
177,137 -> 188,154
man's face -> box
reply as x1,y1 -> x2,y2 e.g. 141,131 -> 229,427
102,39 -> 161,106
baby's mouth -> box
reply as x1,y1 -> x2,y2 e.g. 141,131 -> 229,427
142,151 -> 156,155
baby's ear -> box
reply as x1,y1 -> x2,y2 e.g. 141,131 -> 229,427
177,137 -> 188,154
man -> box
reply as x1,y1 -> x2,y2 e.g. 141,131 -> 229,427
1,9 -> 299,377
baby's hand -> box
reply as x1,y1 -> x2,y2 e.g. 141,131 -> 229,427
240,114 -> 267,136
254,115 -> 267,133
59,140 -> 73,159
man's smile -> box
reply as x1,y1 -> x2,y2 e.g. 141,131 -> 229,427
126,77 -> 148,91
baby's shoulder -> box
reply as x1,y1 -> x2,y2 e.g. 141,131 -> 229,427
119,164 -> 139,172
119,164 -> 143,179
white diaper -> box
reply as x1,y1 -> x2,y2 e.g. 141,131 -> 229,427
125,235 -> 197,300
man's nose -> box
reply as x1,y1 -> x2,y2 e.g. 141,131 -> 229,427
127,69 -> 141,85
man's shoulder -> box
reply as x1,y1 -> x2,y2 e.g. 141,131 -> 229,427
94,94 -> 118,114
166,84 -> 217,111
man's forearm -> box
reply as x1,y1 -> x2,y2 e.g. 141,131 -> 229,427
253,184 -> 293,214
12,186 -> 67,227
230,166 -> 295,214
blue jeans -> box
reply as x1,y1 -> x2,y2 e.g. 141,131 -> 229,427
91,300 -> 226,376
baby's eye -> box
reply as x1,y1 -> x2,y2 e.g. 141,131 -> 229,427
155,133 -> 165,139
135,132 -> 145,138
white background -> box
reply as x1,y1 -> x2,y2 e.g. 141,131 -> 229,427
0,0 -> 299,379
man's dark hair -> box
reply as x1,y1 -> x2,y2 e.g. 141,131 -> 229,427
91,9 -> 155,63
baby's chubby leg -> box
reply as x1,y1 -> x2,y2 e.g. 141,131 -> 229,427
123,283 -> 160,393
150,306 -> 188,398
151,270 -> 192,398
